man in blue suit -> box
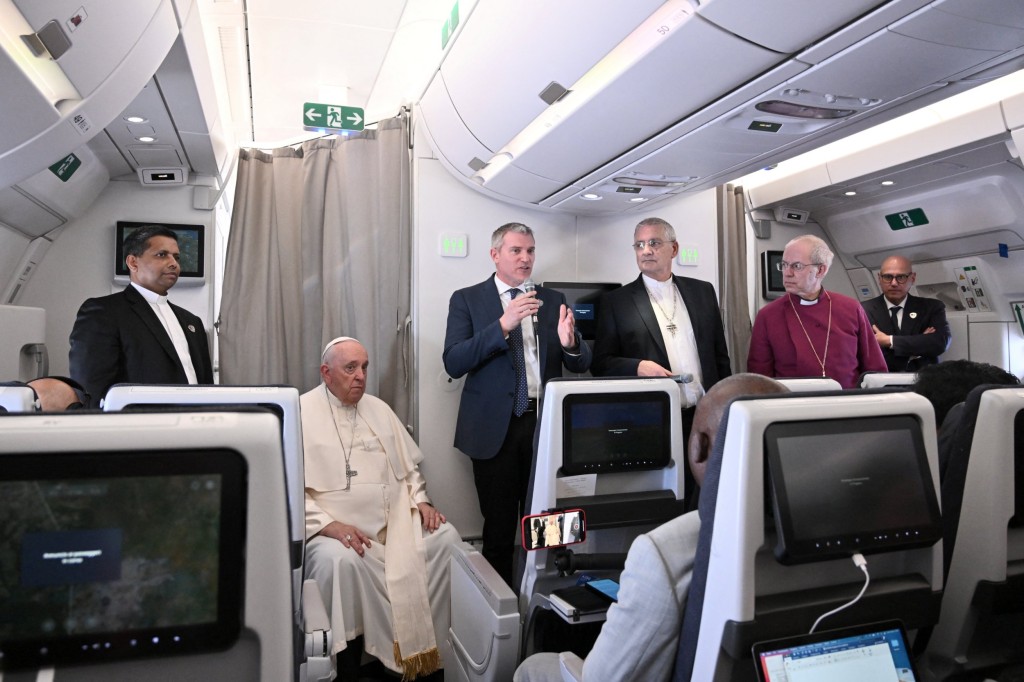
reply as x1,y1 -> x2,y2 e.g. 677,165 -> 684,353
443,222 -> 591,585
70,225 -> 213,407
862,254 -> 951,372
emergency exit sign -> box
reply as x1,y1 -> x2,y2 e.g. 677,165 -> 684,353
884,208 -> 929,231
303,102 -> 364,131
48,153 -> 81,182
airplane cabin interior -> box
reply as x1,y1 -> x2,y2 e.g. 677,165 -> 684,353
1,1 -> 1024,680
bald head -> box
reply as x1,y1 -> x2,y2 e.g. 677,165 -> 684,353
28,377 -> 83,411
688,374 -> 789,487
878,254 -> 916,305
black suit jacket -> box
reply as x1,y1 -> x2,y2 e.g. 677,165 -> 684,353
69,285 -> 214,407
592,274 -> 731,389
443,275 -> 592,459
862,293 -> 951,372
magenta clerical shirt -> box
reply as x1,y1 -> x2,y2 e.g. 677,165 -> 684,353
747,290 -> 887,389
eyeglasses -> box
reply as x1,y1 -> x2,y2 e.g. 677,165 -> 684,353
776,261 -> 822,272
879,273 -> 912,283
632,239 -> 674,251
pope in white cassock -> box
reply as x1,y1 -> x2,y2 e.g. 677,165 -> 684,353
302,337 -> 460,680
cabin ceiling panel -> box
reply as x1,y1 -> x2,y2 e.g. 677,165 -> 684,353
439,0 -> 662,153
696,0 -> 890,54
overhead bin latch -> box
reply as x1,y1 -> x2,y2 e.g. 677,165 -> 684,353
21,20 -> 72,60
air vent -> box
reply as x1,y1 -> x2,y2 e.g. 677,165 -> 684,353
137,167 -> 186,187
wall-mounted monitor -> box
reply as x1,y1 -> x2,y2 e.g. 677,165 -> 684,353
114,221 -> 205,286
543,281 -> 621,340
760,250 -> 785,300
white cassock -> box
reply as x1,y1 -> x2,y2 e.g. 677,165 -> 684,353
301,385 -> 461,678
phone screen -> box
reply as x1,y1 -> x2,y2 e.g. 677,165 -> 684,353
521,509 -> 586,550
585,578 -> 620,602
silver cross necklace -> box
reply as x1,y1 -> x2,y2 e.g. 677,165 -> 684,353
326,385 -> 359,491
647,283 -> 679,336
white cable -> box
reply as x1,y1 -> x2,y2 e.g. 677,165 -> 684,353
809,553 -> 870,634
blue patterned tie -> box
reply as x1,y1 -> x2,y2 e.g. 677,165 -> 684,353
508,289 -> 529,417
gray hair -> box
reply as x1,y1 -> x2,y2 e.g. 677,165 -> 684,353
634,217 -> 677,242
787,234 -> 834,269
491,222 -> 534,250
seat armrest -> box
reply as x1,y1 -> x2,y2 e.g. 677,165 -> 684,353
559,652 -> 584,682
302,579 -> 330,633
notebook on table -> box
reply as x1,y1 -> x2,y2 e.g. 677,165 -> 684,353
752,620 -> 919,682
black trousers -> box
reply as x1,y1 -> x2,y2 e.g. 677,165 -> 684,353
472,409 -> 537,587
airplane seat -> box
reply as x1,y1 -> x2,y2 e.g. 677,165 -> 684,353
514,377 -> 686,660
447,542 -> 521,682
921,384 -> 1024,681
673,391 -> 944,682
0,383 -> 38,411
0,410 -> 294,680
860,371 -> 918,389
775,377 -> 842,392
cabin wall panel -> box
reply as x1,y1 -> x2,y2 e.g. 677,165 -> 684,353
17,180 -> 213,377
0,224 -> 30,295
413,149 -> 721,537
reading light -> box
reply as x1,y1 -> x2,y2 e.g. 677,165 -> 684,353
581,193 -> 602,201
881,180 -> 895,186
630,197 -> 648,202
125,115 -> 146,123
137,136 -> 156,142
844,190 -> 857,196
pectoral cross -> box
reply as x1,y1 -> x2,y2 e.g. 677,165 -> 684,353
344,464 -> 358,491
665,322 -> 678,336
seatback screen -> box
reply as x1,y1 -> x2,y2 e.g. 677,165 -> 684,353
562,391 -> 671,474
764,414 -> 941,564
0,449 -> 247,671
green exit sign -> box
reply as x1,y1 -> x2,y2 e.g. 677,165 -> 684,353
303,102 -> 364,131
48,153 -> 81,182
441,1 -> 460,48
884,208 -> 929,230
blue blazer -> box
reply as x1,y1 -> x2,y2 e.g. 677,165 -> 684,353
443,275 -> 592,460
861,293 -> 951,372
69,285 -> 214,407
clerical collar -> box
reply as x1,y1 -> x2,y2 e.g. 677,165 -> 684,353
131,281 -> 168,304
324,386 -> 358,412
642,273 -> 674,291
793,291 -> 823,306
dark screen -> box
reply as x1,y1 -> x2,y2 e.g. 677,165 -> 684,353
115,222 -> 205,278
543,282 -> 621,340
562,391 -> 671,474
0,449 -> 246,670
765,415 -> 941,564
760,250 -> 784,299
1013,409 -> 1024,527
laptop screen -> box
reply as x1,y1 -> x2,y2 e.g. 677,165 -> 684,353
752,621 -> 918,682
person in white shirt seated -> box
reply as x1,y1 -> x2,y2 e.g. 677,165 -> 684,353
302,336 -> 460,680
514,373 -> 788,682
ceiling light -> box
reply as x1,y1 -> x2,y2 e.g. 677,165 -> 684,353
881,180 -> 895,186
844,190 -> 857,196
755,100 -> 856,119
581,193 -> 602,201
629,197 -> 648,202
137,136 -> 156,142
125,115 -> 146,123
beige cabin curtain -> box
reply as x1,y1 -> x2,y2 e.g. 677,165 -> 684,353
717,183 -> 751,374
218,114 -> 412,421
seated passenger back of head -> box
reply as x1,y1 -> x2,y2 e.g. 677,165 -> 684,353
514,374 -> 788,682
922,382 -> 1024,680
673,383 -> 944,681
0,376 -> 88,411
912,360 -> 1019,480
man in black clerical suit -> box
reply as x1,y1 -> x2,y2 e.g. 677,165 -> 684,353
592,217 -> 731,508
862,254 -> 951,372
70,225 -> 213,407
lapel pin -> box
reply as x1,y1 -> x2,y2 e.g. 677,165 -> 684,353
188,324 -> 196,333
909,312 -> 917,319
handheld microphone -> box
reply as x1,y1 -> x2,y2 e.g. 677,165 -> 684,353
523,280 -> 539,328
